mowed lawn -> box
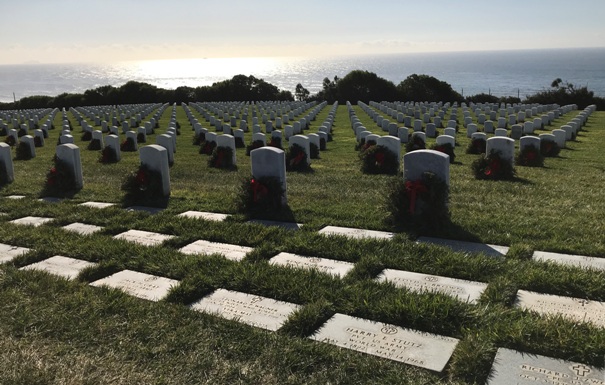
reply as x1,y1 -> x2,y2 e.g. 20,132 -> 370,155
0,102 -> 604,384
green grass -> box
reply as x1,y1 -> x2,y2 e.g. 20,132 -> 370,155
1,103 -> 604,384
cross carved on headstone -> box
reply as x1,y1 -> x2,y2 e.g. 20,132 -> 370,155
571,364 -> 591,376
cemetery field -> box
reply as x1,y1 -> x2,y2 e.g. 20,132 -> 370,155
1,102 -> 604,384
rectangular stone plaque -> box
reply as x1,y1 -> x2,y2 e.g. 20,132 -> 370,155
319,226 -> 394,240
269,252 -> 354,278
6,195 -> 25,199
533,250 -> 605,271
515,290 -> 605,328
0,243 -> 31,264
488,347 -> 605,384
417,236 -> 509,257
9,216 -> 54,227
191,288 -> 300,331
309,313 -> 459,372
90,269 -> 178,301
20,256 -> 97,280
79,201 -> 116,209
247,219 -> 303,231
62,222 -> 104,235
179,240 -> 253,261
113,229 -> 174,247
377,269 -> 487,304
177,211 -> 229,222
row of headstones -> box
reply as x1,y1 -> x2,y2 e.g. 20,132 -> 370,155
364,100 -> 568,133
0,107 -> 56,130
376,100 -> 564,123
354,101 -> 586,145
70,102 -> 166,129
192,100 -> 314,123
187,101 -> 323,135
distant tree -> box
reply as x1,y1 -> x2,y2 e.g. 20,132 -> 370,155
397,74 -> 463,102
174,86 -> 196,103
196,75 -> 291,101
15,95 -> 53,109
83,85 -> 116,105
295,83 -> 310,101
336,70 -> 397,104
466,93 -> 499,104
525,78 -> 604,109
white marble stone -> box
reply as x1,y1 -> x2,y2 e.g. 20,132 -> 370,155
0,243 -> 31,264
403,149 -> 450,186
6,195 -> 25,199
20,255 -> 96,280
488,347 -> 605,385
90,269 -> 179,302
113,229 -> 175,247
250,147 -> 287,205
310,313 -> 459,372
179,240 -> 253,261
318,225 -> 394,240
533,251 -> 605,271
377,269 -> 487,303
139,145 -> 170,196
79,201 -> 116,209
515,290 -> 605,328
10,216 -> 54,227
177,211 -> 229,221
62,222 -> 104,235
269,252 -> 354,278
417,236 -> 509,257
191,288 -> 301,331
56,143 -> 83,190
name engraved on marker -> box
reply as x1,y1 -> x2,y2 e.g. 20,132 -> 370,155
516,290 -> 605,327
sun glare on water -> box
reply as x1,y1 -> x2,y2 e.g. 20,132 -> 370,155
128,57 -> 283,89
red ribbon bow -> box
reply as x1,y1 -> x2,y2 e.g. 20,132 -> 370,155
251,179 -> 269,203
290,151 -> 305,166
405,180 -> 428,214
215,150 -> 225,167
375,152 -> 385,166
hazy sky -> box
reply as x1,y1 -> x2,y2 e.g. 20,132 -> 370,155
2,0 -> 604,65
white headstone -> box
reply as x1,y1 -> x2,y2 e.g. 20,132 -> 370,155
289,135 -> 311,165
156,134 -> 175,165
551,129 -> 566,149
250,147 -> 287,205
216,134 -> 237,165
403,149 -> 450,186
486,136 -> 515,164
56,143 -> 83,189
0,143 -> 14,184
105,134 -> 121,161
139,145 -> 170,196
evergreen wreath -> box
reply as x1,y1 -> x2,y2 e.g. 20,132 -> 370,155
42,156 -> 78,197
17,128 -> 27,137
15,141 -> 33,160
540,140 -> 560,157
235,136 -> 245,148
516,144 -> 544,167
237,175 -> 285,214
208,146 -> 235,169
320,137 -> 326,151
472,150 -> 516,180
120,137 -> 137,152
137,132 -> 146,143
246,140 -> 265,155
4,135 -> 16,147
193,132 -> 205,145
121,164 -> 167,206
81,131 -> 92,141
431,142 -> 456,164
386,172 -> 450,229
199,140 -> 216,155
0,127 -> 6,136
99,145 -> 118,164
88,138 -> 102,151
34,136 -> 43,147
466,137 -> 486,154
310,142 -> 320,159
360,145 -> 399,175
269,136 -> 282,149
286,143 -> 311,172
405,135 -> 426,152
0,161 -> 10,186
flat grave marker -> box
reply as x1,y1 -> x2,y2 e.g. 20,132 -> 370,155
177,211 -> 229,222
0,243 -> 31,264
190,288 -> 301,331
113,229 -> 175,247
90,269 -> 179,302
9,216 -> 54,227
532,250 -> 605,271
417,236 -> 509,257
319,226 -> 394,240
377,269 -> 488,304
79,201 -> 116,209
269,252 -> 354,278
62,222 -> 104,235
125,206 -> 164,215
310,313 -> 459,372
515,289 -> 605,328
179,240 -> 253,261
488,347 -> 605,384
20,256 -> 97,280
6,195 -> 26,199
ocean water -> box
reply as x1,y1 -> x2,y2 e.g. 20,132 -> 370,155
1,47 -> 604,103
